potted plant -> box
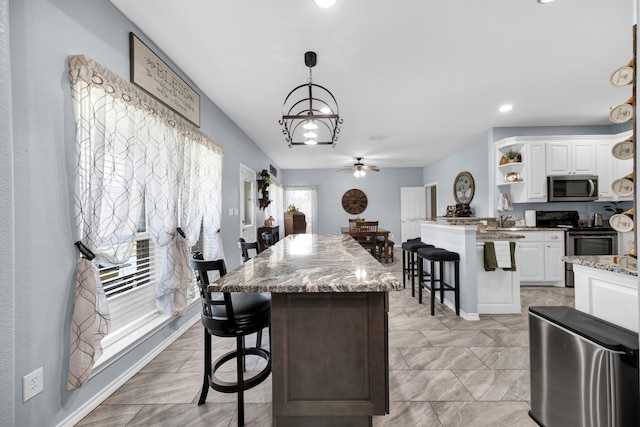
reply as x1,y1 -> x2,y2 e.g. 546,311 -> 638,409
260,169 -> 270,182
287,204 -> 298,213
604,201 -> 624,215
506,150 -> 520,163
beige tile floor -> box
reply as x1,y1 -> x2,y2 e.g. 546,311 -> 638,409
77,249 -> 574,426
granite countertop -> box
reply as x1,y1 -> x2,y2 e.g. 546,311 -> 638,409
476,232 -> 525,240
562,255 -> 637,276
208,234 -> 403,293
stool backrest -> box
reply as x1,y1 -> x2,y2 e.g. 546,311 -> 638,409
189,255 -> 237,330
238,238 -> 261,262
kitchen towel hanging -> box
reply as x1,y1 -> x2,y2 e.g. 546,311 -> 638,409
484,241 -> 517,271
497,192 -> 513,211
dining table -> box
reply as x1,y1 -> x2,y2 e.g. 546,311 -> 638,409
208,234 -> 402,427
340,226 -> 392,263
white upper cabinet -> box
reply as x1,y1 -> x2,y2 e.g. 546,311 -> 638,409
495,138 -> 547,203
495,132 -> 631,204
595,132 -> 633,201
546,140 -> 596,176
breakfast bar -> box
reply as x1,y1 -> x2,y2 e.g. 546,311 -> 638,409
208,234 -> 402,427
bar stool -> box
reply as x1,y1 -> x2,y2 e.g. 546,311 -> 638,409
401,238 -> 433,297
190,255 -> 271,426
417,246 -> 460,316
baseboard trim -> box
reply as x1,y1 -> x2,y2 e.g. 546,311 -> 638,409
56,314 -> 200,427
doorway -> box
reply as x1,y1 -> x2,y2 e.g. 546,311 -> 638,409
239,164 -> 256,247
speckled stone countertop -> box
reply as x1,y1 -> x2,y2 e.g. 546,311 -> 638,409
476,232 -> 525,240
562,255 -> 637,276
208,234 -> 403,293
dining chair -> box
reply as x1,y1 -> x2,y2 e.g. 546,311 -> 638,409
190,254 -> 271,427
355,220 -> 379,258
348,218 -> 358,231
262,232 -> 276,248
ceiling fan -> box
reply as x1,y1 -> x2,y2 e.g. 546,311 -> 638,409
339,157 -> 380,177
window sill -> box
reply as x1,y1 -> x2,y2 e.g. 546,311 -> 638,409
91,296 -> 200,376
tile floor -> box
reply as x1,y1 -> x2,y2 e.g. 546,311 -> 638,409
76,249 -> 574,426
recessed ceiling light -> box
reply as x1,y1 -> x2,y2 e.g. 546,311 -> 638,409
313,0 -> 338,8
499,104 -> 514,113
537,0 -> 556,4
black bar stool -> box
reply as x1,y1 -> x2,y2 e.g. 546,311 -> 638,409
401,238 -> 433,297
417,246 -> 460,316
190,256 -> 271,426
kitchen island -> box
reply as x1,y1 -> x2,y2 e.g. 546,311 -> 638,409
419,221 -> 524,319
208,233 -> 402,427
563,255 -> 638,332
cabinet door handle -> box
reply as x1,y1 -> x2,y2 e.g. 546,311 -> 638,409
550,235 -> 558,240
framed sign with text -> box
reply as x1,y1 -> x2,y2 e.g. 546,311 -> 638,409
129,32 -> 200,127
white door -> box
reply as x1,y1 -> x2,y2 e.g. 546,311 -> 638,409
400,186 -> 426,243
239,164 -> 256,246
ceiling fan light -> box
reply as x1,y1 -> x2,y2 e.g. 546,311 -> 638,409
354,169 -> 366,178
303,130 -> 317,138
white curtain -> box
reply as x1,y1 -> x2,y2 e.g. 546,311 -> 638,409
68,55 -> 223,389
265,179 -> 284,230
284,185 -> 317,233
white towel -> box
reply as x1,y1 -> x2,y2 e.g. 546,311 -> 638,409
493,241 -> 512,269
497,192 -> 513,212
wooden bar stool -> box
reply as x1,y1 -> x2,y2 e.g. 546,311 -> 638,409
401,238 -> 433,297
417,246 -> 460,316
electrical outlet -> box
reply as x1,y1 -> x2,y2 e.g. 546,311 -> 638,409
22,367 -> 43,402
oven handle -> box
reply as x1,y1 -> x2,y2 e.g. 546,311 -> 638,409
567,233 -> 618,238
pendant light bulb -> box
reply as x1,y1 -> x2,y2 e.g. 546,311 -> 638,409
303,120 -> 318,130
303,130 -> 318,139
305,139 -> 318,145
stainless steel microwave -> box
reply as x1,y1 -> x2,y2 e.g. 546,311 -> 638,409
547,175 -> 598,202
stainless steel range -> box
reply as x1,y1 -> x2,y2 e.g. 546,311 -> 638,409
536,211 -> 618,287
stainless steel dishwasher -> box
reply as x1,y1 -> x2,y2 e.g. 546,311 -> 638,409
529,306 -> 638,427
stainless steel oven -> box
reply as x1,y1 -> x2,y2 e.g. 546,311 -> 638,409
535,211 -> 618,288
565,229 -> 618,287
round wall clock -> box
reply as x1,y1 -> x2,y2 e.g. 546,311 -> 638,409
453,171 -> 475,204
342,188 -> 368,214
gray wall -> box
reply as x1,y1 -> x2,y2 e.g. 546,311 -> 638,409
1,0 -> 15,424
423,137 -> 491,217
6,0 -> 275,425
283,168 -> 424,242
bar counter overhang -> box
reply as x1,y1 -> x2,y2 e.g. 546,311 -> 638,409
208,234 -> 403,427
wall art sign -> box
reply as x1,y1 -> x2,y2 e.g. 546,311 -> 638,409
129,32 -> 200,127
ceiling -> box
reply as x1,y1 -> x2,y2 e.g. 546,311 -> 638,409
110,0 -> 634,170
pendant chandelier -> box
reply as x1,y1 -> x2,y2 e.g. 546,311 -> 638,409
279,51 -> 343,147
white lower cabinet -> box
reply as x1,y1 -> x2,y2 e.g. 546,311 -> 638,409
573,264 -> 638,332
518,231 -> 565,286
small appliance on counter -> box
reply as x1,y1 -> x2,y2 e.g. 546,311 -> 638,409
535,211 -> 618,287
525,210 -> 536,227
